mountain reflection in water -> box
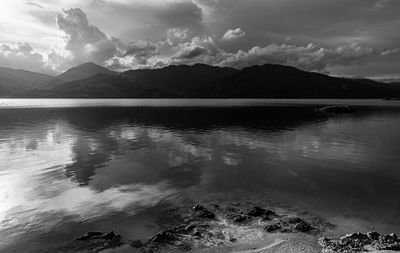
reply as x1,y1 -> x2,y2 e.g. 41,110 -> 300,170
1,105 -> 400,252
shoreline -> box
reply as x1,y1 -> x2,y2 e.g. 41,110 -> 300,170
50,200 -> 400,253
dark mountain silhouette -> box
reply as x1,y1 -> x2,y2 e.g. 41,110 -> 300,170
0,67 -> 53,95
122,63 -> 238,97
39,73 -> 170,98
213,64 -> 400,98
42,62 -> 116,89
2,62 -> 400,98
57,62 -> 116,82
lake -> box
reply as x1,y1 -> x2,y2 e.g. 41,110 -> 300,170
1,99 -> 400,252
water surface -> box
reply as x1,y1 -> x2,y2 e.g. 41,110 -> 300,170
1,99 -> 400,252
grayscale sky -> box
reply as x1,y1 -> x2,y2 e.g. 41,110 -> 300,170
0,0 -> 399,78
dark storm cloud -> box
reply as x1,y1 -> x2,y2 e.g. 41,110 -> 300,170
155,1 -> 203,28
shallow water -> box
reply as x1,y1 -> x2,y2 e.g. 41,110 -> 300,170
0,99 -> 400,252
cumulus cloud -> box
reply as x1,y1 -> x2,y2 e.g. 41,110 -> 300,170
166,28 -> 189,45
124,41 -> 159,65
1,5 -> 399,77
217,43 -> 390,71
56,8 -> 122,66
171,36 -> 221,60
167,39 -> 398,72
222,28 -> 246,41
0,42 -> 53,73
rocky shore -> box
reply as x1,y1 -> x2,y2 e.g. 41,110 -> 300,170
52,201 -> 399,253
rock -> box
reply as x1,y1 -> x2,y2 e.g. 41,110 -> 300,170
287,217 -> 304,224
246,207 -> 275,218
151,231 -> 176,244
264,224 -> 281,232
193,205 -> 206,211
230,214 -> 249,223
76,231 -> 104,240
367,231 -> 380,240
294,221 -> 313,233
195,209 -> 216,219
172,224 -> 195,234
129,239 -> 143,248
55,231 -> 123,253
100,231 -> 120,240
319,232 -> 400,252
318,105 -> 355,114
193,205 -> 216,219
230,238 -> 237,242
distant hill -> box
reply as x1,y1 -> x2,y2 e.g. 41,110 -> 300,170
122,64 -> 238,97
42,62 -> 117,89
57,62 -> 116,83
3,62 -> 400,98
213,64 -> 400,98
40,73 -> 170,98
0,67 -> 53,95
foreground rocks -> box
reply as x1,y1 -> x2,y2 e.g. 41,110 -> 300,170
126,202 -> 325,252
54,202 -> 399,252
319,232 -> 400,252
52,231 -> 123,253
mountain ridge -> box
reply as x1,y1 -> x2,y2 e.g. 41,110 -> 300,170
2,62 -> 400,98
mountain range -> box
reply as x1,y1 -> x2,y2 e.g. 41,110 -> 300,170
1,62 -> 400,98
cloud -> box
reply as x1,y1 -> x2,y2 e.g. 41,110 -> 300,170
1,3 -> 399,77
124,41 -> 159,64
171,36 -> 221,60
0,42 -> 54,74
155,1 -> 203,28
380,48 -> 399,56
374,0 -> 390,8
56,8 -> 122,66
217,43 -> 390,71
222,28 -> 246,41
167,39 -> 399,72
166,28 -> 189,45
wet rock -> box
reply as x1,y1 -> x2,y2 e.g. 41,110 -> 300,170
318,105 -> 355,114
287,217 -> 304,224
367,231 -> 380,240
129,239 -> 143,248
193,205 -> 216,219
294,221 -> 313,233
193,205 -> 206,211
246,207 -> 275,218
151,231 -> 177,244
100,231 -> 120,240
196,209 -> 216,219
230,214 -> 250,223
319,232 -> 400,252
284,217 -> 314,232
52,231 -> 124,253
76,231 -> 121,242
264,224 -> 281,232
76,231 -> 104,240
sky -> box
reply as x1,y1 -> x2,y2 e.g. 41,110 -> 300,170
0,0 -> 399,78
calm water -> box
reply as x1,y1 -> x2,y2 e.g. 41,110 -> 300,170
1,99 -> 400,252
